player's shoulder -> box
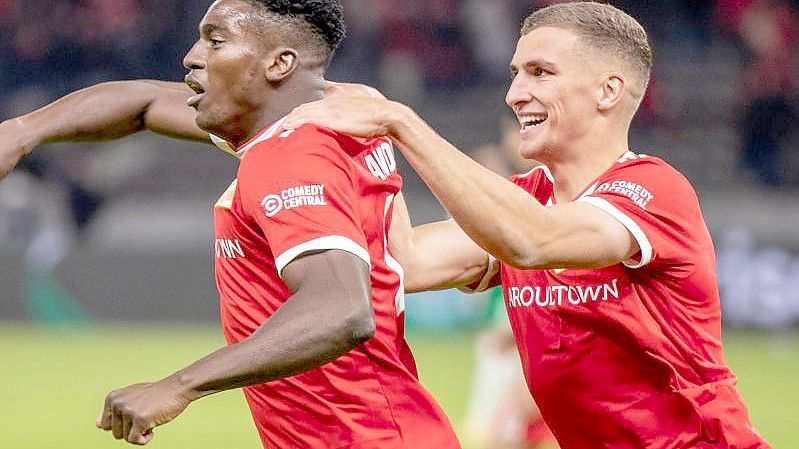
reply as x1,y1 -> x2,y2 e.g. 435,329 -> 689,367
242,124 -> 352,168
608,151 -> 693,189
249,123 -> 387,159
593,151 -> 701,213
257,123 -> 343,152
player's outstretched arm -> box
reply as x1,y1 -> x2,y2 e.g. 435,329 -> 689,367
96,249 -> 373,445
0,80 -> 208,180
389,192 -> 490,293
285,98 -> 639,270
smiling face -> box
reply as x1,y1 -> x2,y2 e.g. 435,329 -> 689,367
506,27 -> 605,163
183,0 -> 270,141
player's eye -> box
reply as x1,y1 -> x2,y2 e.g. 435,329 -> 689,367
210,37 -> 224,47
532,67 -> 545,77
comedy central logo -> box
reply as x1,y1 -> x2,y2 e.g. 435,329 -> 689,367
261,194 -> 283,217
261,184 -> 327,218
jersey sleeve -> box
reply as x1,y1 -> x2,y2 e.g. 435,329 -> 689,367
577,158 -> 704,269
238,126 -> 370,276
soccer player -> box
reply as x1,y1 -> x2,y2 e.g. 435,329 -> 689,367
0,1 -> 468,448
283,2 -> 772,448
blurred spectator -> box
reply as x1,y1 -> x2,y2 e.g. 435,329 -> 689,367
717,227 -> 799,329
460,0 -> 517,83
736,0 -> 798,186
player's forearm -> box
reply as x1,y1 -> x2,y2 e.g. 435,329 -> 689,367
389,191 -> 489,292
402,220 -> 490,292
165,290 -> 374,401
387,106 -> 558,269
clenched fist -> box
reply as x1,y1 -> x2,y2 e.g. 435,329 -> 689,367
97,379 -> 194,445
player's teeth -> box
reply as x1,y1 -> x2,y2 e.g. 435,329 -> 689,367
521,116 -> 547,128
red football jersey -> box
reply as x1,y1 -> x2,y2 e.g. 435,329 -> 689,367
212,120 -> 460,449
502,152 -> 769,448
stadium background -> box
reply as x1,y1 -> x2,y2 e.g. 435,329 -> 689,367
1,0 -> 798,447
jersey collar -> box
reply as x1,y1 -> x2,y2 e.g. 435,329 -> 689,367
209,116 -> 289,159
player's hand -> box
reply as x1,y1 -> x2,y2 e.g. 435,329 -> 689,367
323,81 -> 386,100
283,96 -> 403,139
96,380 -> 193,445
0,118 -> 38,181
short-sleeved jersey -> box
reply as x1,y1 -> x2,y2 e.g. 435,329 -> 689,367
502,152 -> 769,449
212,120 -> 460,449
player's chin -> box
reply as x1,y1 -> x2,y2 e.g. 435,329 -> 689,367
193,112 -> 218,133
518,140 -> 546,161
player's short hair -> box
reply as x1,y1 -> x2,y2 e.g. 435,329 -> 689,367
522,2 -> 652,95
244,0 -> 346,63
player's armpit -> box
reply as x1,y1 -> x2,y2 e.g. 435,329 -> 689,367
527,201 -> 640,270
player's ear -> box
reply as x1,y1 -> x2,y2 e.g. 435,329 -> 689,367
265,48 -> 299,82
597,72 -> 626,111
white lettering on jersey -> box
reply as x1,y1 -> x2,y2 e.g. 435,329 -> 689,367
506,279 -> 619,308
617,151 -> 648,163
594,181 -> 655,210
261,184 -> 327,218
364,142 -> 397,180
215,238 -> 246,259
383,194 -> 405,316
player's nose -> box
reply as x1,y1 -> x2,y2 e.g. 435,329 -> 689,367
183,40 -> 205,71
505,76 -> 533,109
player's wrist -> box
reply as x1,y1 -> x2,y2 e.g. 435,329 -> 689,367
384,101 -> 418,139
164,370 -> 210,402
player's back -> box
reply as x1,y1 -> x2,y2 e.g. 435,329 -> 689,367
213,122 -> 460,449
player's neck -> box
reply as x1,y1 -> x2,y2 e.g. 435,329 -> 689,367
235,82 -> 325,146
549,134 -> 629,202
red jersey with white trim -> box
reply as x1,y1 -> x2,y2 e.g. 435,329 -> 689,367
212,121 -> 459,449
502,153 -> 769,449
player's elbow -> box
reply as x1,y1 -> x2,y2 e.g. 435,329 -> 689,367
402,266 -> 428,293
497,237 -> 548,270
328,290 -> 374,347
341,307 -> 375,347
503,252 -> 544,270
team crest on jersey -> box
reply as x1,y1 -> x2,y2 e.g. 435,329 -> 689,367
261,184 -> 327,218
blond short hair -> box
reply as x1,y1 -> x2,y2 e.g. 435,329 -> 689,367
522,2 -> 652,95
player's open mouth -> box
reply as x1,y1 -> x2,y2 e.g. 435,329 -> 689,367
519,113 -> 548,130
185,76 -> 206,107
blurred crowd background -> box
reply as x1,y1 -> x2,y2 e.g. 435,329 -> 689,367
0,0 -> 798,330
